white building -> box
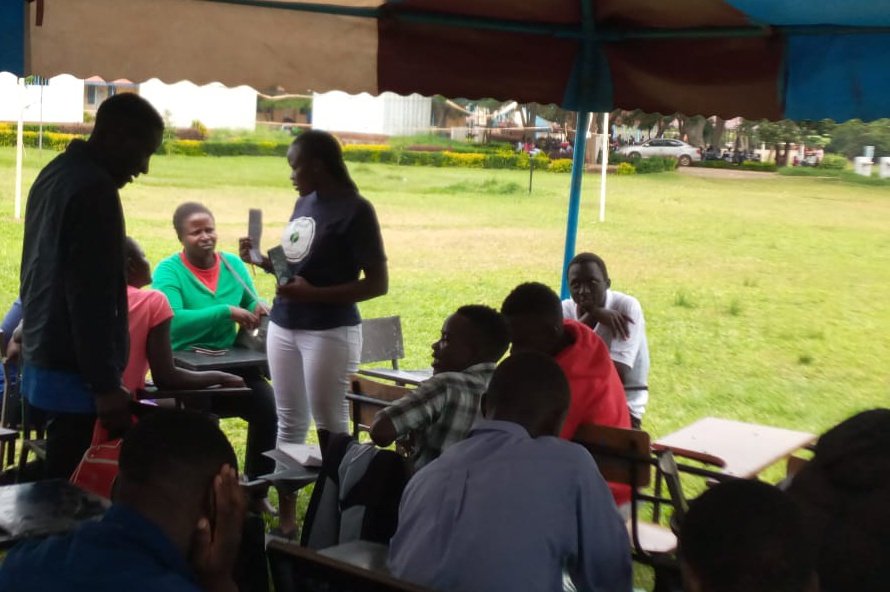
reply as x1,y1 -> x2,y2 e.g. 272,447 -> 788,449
0,72 -> 84,123
311,91 -> 431,136
1,72 -> 257,130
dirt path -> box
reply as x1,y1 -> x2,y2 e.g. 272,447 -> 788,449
677,166 -> 776,180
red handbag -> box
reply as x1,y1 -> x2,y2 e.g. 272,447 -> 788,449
69,421 -> 126,499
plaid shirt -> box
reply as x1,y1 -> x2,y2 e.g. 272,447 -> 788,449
381,362 -> 495,470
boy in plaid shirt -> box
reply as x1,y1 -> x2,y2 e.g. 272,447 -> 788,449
370,305 -> 509,470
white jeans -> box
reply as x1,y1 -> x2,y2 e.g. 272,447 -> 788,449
266,321 -> 362,445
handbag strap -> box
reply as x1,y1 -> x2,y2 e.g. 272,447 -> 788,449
221,254 -> 261,303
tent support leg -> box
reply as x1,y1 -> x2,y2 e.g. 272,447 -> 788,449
560,111 -> 590,299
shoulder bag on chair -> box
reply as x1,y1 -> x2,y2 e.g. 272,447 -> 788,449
221,255 -> 269,352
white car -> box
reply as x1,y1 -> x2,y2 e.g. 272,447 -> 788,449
616,139 -> 702,166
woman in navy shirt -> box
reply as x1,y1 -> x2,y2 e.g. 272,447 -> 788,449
240,130 -> 388,535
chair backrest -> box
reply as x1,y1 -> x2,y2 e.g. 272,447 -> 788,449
360,317 -> 405,369
347,375 -> 411,437
267,538 -> 433,592
573,423 -> 653,488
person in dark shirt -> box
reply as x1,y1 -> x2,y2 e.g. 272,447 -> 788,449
0,410 -> 247,592
239,130 -> 387,535
19,93 -> 164,479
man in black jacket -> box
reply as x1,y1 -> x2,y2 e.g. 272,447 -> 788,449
20,93 -> 163,479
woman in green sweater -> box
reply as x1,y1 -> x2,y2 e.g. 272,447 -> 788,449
153,201 -> 277,487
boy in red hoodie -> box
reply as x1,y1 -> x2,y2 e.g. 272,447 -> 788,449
502,282 -> 631,507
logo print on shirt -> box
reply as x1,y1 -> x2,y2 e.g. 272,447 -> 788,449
281,217 -> 315,262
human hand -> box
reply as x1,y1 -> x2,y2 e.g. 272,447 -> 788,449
229,306 -> 259,331
94,386 -> 132,438
212,372 -> 246,388
253,301 -> 270,316
275,276 -> 315,302
5,337 -> 21,366
588,308 -> 634,340
238,237 -> 271,270
192,464 -> 246,592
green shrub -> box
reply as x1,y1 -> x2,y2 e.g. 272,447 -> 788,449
165,139 -> 206,156
442,151 -> 485,169
482,151 -> 521,169
203,140 -> 289,157
696,160 -> 777,172
0,129 -> 78,150
615,162 -> 636,175
530,152 -> 550,170
818,154 -> 848,170
548,158 -> 573,173
634,157 -> 666,174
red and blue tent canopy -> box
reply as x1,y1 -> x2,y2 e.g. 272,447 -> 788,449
3,0 -> 889,121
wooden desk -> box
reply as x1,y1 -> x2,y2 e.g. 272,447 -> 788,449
0,480 -> 109,548
652,417 -> 817,478
173,347 -> 268,371
358,368 -> 432,387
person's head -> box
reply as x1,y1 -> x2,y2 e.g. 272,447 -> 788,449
501,282 -> 565,356
88,93 -> 164,189
125,236 -> 152,288
787,409 -> 890,592
431,305 -> 510,375
116,410 -> 239,553
287,130 -> 357,197
567,252 -> 611,309
679,480 -> 816,592
172,202 -> 216,259
482,352 -> 570,437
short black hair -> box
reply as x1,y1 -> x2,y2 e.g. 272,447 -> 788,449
455,305 -> 510,361
93,93 -> 163,139
501,282 -> 563,320
292,130 -> 357,192
568,252 -> 609,280
486,352 -> 570,421
118,410 -> 237,496
172,201 -> 214,238
680,480 -> 814,592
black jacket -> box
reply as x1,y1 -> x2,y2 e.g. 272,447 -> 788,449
20,140 -> 128,395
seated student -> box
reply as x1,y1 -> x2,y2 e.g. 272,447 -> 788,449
562,252 -> 650,429
389,352 -> 631,592
123,237 -> 243,395
0,410 -> 247,592
787,409 -> 890,592
369,305 -> 510,470
679,479 -> 817,592
502,282 -> 631,506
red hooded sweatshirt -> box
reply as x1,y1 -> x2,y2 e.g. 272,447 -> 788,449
555,319 -> 632,505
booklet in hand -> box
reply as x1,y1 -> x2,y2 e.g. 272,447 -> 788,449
267,245 -> 292,286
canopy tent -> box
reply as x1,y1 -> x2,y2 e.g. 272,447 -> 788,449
3,0 -> 890,291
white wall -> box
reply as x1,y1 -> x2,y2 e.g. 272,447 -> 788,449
139,79 -> 256,130
312,91 -> 431,136
0,72 -> 84,123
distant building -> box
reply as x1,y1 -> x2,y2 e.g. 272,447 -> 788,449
311,91 -> 431,137
1,72 -> 256,130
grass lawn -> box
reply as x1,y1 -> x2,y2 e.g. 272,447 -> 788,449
2,147 -> 889,585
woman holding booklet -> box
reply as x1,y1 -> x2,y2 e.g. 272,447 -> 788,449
240,130 -> 388,536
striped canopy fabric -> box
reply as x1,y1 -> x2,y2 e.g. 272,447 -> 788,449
2,0 -> 889,121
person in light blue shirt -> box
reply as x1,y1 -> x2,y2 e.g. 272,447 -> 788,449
389,352 -> 632,592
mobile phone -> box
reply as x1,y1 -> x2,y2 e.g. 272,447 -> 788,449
247,209 -> 264,264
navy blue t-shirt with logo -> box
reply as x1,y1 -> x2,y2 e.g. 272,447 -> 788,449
269,190 -> 386,330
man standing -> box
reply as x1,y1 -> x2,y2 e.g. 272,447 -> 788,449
563,253 -> 650,429
20,93 -> 163,478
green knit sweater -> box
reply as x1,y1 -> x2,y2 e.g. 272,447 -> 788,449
152,252 -> 260,351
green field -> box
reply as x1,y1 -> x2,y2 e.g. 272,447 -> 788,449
3,147 -> 890,442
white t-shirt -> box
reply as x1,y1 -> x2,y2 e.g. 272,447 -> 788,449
562,290 -> 650,418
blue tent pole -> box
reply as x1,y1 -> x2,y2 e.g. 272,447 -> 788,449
560,111 -> 590,299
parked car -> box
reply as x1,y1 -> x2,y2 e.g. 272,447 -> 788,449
616,139 -> 702,166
